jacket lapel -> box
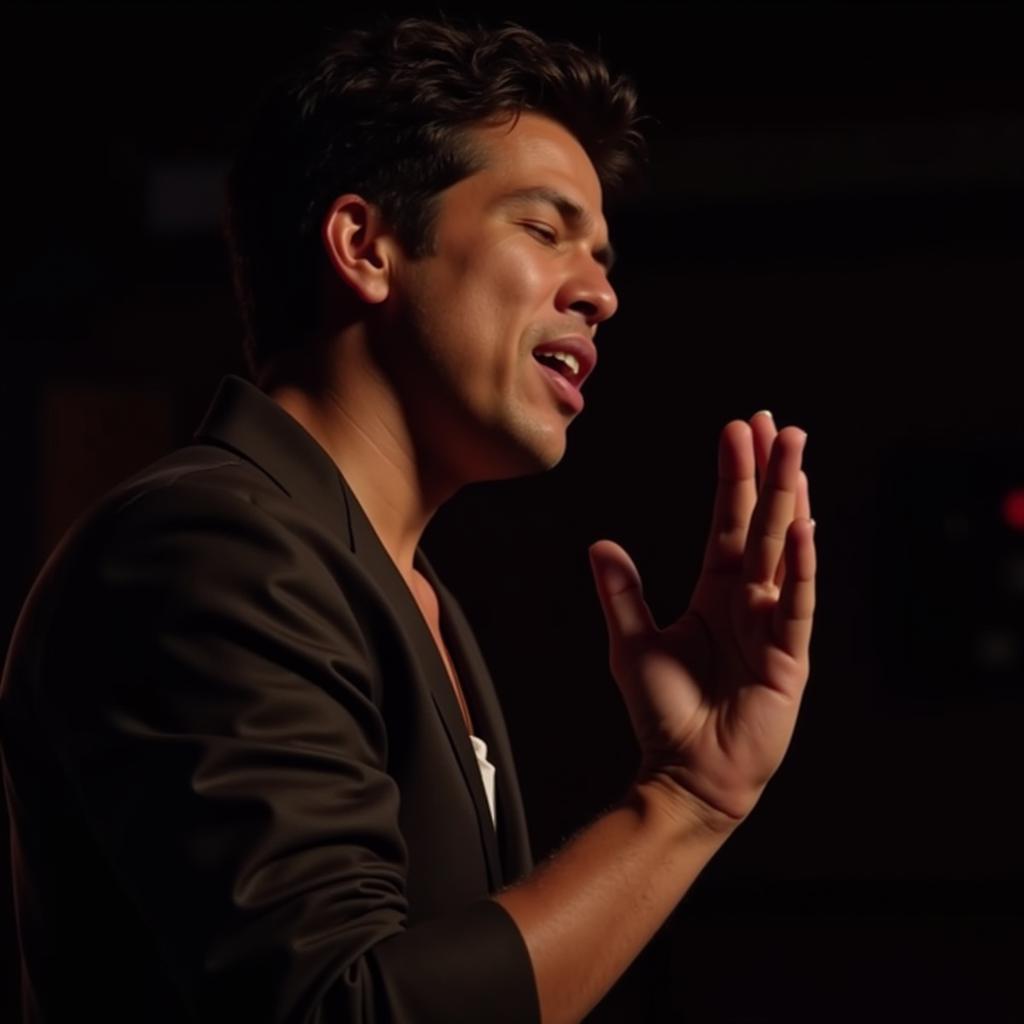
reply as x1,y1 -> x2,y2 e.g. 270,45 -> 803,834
419,559 -> 535,884
194,375 -> 507,889
341,480 -> 506,891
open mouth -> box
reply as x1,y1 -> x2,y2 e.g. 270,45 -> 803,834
533,354 -> 584,412
532,351 -> 581,387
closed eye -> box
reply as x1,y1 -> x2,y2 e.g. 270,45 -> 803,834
524,223 -> 558,244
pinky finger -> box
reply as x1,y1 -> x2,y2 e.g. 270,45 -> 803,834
772,517 -> 816,658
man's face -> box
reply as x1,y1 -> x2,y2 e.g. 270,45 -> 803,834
378,111 -> 619,484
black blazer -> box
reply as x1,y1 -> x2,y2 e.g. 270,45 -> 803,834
0,376 -> 540,1023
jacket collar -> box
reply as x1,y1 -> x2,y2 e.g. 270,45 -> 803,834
193,374 -> 357,551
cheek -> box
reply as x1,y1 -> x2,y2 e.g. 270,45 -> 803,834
461,247 -> 549,337
411,241 -> 552,380
447,245 -> 543,318
495,244 -> 547,298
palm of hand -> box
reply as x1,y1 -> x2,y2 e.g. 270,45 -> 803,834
591,414 -> 815,825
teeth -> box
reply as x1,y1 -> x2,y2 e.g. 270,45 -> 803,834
547,352 -> 580,375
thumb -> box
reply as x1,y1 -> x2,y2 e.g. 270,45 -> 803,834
588,540 -> 656,646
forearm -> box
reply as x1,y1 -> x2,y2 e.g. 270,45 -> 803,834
493,777 -> 737,1024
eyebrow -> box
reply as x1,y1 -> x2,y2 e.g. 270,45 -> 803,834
496,186 -> 617,272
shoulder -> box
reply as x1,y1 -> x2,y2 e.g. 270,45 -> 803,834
48,440 -> 345,575
14,443 -> 381,704
22,442 -> 369,663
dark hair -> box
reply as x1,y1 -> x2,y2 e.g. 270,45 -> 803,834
225,14 -> 647,382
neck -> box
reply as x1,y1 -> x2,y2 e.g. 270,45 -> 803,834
264,336 -> 461,585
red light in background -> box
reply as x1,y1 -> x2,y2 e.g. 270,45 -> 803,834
1002,487 -> 1024,532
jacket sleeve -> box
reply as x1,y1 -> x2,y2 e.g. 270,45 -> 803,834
38,479 -> 539,1024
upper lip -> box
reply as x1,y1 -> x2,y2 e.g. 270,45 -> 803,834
531,335 -> 598,388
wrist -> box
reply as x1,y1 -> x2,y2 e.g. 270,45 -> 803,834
633,769 -> 746,840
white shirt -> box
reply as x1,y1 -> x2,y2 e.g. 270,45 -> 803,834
469,734 -> 497,827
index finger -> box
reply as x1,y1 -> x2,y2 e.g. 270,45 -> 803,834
700,419 -> 758,577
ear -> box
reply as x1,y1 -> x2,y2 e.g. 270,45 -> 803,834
321,194 -> 398,305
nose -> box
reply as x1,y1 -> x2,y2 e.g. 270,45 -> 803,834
557,256 -> 619,328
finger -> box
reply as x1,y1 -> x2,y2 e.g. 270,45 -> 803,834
750,409 -> 776,491
700,420 -> 757,577
774,470 -> 809,589
796,469 -> 811,523
772,517 -> 816,659
742,427 -> 807,585
588,539 -> 657,644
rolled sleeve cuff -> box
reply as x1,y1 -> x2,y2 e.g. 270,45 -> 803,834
368,899 -> 540,1023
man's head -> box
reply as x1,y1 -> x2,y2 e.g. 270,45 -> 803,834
225,15 -> 646,387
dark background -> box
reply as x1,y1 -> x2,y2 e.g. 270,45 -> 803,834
3,3 -> 1023,1021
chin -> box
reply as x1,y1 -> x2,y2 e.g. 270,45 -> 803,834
467,427 -> 567,482
505,432 -> 568,477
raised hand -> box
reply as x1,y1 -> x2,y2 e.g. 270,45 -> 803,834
588,412 -> 816,829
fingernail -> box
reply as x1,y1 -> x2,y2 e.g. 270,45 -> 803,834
753,409 -> 774,419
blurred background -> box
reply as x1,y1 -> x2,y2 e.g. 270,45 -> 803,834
3,3 -> 1022,1021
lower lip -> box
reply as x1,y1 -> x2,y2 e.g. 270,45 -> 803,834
534,359 -> 584,413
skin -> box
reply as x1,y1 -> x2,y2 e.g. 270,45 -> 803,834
270,110 -> 816,1023
270,111 -> 617,590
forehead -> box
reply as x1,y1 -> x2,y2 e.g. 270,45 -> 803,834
454,112 -> 608,232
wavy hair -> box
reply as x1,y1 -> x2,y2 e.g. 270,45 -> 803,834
225,14 -> 647,380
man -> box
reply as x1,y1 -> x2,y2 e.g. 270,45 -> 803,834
0,15 -> 815,1024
